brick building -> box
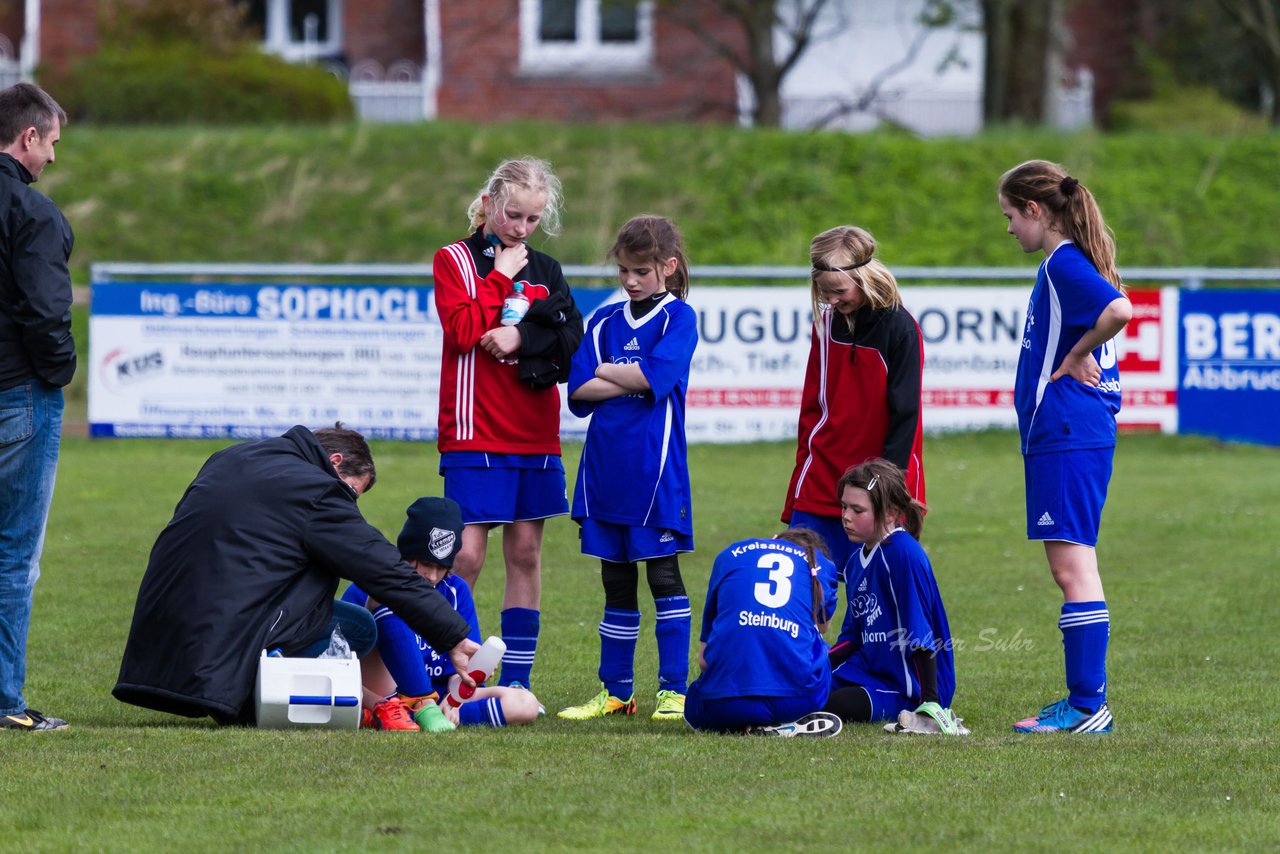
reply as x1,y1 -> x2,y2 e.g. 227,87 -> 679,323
3,0 -> 742,123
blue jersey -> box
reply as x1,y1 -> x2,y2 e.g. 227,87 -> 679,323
342,575 -> 482,682
569,294 -> 698,533
1015,241 -> 1126,455
834,529 -> 955,707
696,538 -> 832,700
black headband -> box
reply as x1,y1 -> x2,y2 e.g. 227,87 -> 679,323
813,257 -> 872,273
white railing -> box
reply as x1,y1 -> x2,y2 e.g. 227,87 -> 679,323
347,60 -> 427,123
91,263 -> 1280,291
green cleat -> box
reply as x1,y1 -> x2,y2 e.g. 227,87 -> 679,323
557,687 -> 636,720
413,701 -> 457,733
651,690 -> 686,721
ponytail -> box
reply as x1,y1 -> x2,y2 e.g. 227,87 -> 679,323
773,528 -> 831,626
998,159 -> 1123,292
836,458 -> 927,540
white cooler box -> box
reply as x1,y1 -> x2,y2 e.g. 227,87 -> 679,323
254,650 -> 362,730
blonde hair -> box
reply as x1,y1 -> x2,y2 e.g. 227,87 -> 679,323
998,159 -> 1122,291
466,157 -> 563,238
809,226 -> 901,332
609,214 -> 691,301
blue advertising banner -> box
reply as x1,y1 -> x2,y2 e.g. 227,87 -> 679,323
1179,289 -> 1280,445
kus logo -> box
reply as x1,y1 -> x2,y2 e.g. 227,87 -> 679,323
851,592 -> 882,627
100,348 -> 164,392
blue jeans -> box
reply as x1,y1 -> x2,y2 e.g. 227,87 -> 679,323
0,380 -> 63,715
292,600 -> 377,659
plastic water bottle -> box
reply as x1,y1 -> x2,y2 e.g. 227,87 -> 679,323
500,283 -> 530,326
441,636 -> 507,709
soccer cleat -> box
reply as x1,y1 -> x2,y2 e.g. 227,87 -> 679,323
885,703 -> 970,735
371,696 -> 420,731
557,686 -> 636,720
651,690 -> 686,721
412,701 -> 457,733
0,709 -> 68,732
748,711 -> 842,738
1013,698 -> 1113,733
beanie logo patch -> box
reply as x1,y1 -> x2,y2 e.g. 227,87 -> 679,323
429,527 -> 456,561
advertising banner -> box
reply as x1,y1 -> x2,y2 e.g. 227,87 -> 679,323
89,281 -> 1179,441
1178,289 -> 1280,445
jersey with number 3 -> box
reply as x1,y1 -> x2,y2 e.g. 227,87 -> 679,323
696,538 -> 832,700
568,294 -> 697,533
1015,240 -> 1126,455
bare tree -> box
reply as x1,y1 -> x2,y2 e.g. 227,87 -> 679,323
978,0 -> 1065,125
664,0 -> 965,128
1217,0 -> 1280,122
662,0 -> 835,126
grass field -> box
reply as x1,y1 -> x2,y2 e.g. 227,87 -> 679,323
3,430 -> 1277,851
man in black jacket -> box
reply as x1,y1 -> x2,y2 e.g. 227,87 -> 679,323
0,83 -> 74,733
114,424 -> 479,725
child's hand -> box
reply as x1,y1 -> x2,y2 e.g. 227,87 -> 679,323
481,326 -> 522,360
1051,350 -> 1101,385
493,241 -> 529,280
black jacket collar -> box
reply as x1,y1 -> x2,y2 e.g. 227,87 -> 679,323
0,152 -> 34,185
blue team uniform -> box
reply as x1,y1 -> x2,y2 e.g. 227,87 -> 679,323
569,293 -> 698,554
684,538 -> 832,731
342,575 -> 482,695
1016,240 -> 1125,454
832,529 -> 954,719
1016,240 -> 1125,545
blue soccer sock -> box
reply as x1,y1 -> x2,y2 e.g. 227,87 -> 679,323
459,696 -> 507,728
499,607 -> 539,688
654,595 -> 692,693
1060,600 -> 1110,713
372,606 -> 433,697
598,608 -> 640,699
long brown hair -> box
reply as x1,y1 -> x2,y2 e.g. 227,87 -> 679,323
773,527 -> 830,626
998,159 -> 1122,291
836,458 -> 926,540
609,214 -> 690,300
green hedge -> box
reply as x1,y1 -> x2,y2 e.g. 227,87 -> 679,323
52,44 -> 352,124
36,121 -> 1280,281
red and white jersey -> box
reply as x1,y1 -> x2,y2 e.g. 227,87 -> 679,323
782,303 -> 925,521
433,230 -> 569,455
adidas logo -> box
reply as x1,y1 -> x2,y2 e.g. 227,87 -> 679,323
1037,511 -> 1055,527
659,531 -> 674,543
624,337 -> 640,351
483,246 -> 495,257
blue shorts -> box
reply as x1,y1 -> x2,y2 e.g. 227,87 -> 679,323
787,510 -> 855,574
829,676 -> 914,722
442,454 -> 568,525
579,518 -> 693,564
683,677 -> 828,733
1023,448 -> 1114,546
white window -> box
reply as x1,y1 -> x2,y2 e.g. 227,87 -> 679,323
257,0 -> 343,63
518,0 -> 654,76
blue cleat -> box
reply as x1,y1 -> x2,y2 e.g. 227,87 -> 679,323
1014,698 -> 1113,733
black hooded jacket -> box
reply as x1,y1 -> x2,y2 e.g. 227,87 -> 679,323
113,426 -> 471,724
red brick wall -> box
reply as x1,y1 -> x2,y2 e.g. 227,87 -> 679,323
1063,0 -> 1159,122
0,0 -> 23,61
342,0 -> 424,71
40,0 -> 100,73
437,2 -> 741,124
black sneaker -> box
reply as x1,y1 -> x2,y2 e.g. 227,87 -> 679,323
0,708 -> 69,731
